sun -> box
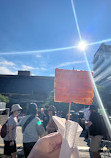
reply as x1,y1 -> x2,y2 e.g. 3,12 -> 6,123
78,41 -> 87,51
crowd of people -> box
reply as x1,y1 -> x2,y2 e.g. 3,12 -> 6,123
2,103 -> 58,158
1,103 -> 108,158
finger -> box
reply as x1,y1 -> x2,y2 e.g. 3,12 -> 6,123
28,133 -> 62,158
48,145 -> 61,158
28,145 -> 61,158
48,132 -> 62,146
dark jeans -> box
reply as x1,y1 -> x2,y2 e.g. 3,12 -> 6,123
23,142 -> 36,158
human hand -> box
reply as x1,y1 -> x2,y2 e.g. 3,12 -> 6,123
28,132 -> 62,158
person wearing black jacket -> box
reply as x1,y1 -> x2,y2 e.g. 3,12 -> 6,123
85,105 -> 104,158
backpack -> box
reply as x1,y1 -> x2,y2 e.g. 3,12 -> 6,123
0,121 -> 7,138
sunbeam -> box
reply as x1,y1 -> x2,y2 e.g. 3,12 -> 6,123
88,38 -> 111,46
71,0 -> 111,137
0,38 -> 111,56
71,0 -> 82,40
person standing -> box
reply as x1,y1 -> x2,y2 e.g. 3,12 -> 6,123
40,108 -> 49,130
20,103 -> 45,158
3,104 -> 22,158
85,105 -> 104,158
46,105 -> 58,134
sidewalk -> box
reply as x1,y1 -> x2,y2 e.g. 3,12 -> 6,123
77,136 -> 90,158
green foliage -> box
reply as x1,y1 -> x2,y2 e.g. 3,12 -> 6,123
45,90 -> 69,116
45,84 -> 111,115
45,90 -> 55,106
0,94 -> 9,103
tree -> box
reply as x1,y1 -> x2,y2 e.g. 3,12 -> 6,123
0,94 -> 9,103
45,90 -> 69,116
45,90 -> 88,117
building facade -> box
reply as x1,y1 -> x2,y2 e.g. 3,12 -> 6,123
93,43 -> 111,90
0,71 -> 54,107
93,43 -> 111,109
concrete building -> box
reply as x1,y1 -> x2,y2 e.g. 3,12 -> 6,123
0,71 -> 54,107
93,43 -> 111,89
93,43 -> 111,106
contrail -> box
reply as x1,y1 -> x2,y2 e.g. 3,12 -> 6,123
0,38 -> 111,55
71,0 -> 111,137
0,45 -> 77,55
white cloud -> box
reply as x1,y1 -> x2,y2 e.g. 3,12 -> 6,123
0,58 -> 15,66
0,58 -> 17,75
21,65 -> 47,71
40,67 -> 47,71
0,66 -> 17,75
36,54 -> 42,58
31,73 -> 36,76
21,65 -> 36,70
56,60 -> 86,68
0,58 -> 47,76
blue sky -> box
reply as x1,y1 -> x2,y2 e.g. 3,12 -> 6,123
0,0 -> 111,76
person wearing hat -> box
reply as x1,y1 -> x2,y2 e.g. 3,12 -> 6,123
3,104 -> 22,158
20,103 -> 45,158
85,105 -> 104,158
46,105 -> 58,134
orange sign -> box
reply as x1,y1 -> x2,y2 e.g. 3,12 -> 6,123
54,68 -> 94,105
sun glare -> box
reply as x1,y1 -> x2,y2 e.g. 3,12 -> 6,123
78,41 -> 87,51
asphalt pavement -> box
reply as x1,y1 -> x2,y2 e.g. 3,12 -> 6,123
0,126 -> 110,158
0,126 -> 91,158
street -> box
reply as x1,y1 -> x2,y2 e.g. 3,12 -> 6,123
0,126 -> 90,158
